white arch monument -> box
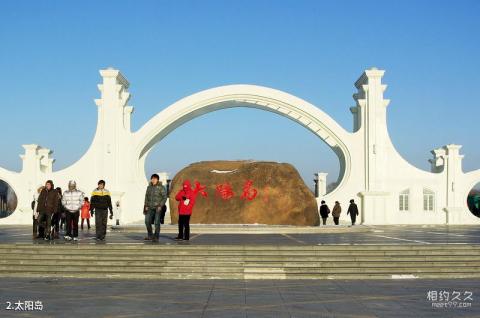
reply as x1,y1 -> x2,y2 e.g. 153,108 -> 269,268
1,67 -> 479,225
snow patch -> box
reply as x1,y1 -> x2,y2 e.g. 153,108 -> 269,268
210,169 -> 238,174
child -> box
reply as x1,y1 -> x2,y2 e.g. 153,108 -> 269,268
81,197 -> 91,230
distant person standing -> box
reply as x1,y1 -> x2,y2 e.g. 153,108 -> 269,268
62,181 -> 84,241
332,201 -> 341,225
90,180 -> 113,241
36,180 -> 59,240
347,199 -> 359,226
319,200 -> 330,225
143,174 -> 167,242
81,197 -> 91,230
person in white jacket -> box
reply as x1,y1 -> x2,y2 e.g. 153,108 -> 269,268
61,180 -> 84,241
31,186 -> 44,239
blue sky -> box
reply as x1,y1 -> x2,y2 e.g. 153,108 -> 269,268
0,0 -> 479,189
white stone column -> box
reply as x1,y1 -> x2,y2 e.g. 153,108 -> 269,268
353,68 -> 391,224
314,172 -> 328,198
443,145 -> 464,224
93,68 -> 133,190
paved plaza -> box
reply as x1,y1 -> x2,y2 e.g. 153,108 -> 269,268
1,224 -> 480,245
0,278 -> 479,317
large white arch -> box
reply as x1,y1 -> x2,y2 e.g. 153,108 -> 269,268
133,84 -> 355,197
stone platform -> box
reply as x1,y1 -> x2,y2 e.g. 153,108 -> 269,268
1,224 -> 480,245
1,225 -> 480,317
0,224 -> 480,280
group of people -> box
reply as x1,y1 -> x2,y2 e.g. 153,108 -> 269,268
319,199 -> 359,226
32,174 -> 200,243
33,179 -> 113,241
33,174 -> 362,243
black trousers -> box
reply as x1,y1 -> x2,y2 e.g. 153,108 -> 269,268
333,217 -> 339,225
38,212 -> 52,238
178,215 -> 191,240
60,214 -> 65,229
33,215 -> 38,236
81,218 -> 90,229
321,217 -> 327,225
160,205 -> 167,224
95,209 -> 108,239
350,214 -> 357,225
52,213 -> 60,234
66,211 -> 80,238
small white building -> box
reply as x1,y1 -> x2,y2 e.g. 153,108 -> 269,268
0,67 -> 479,225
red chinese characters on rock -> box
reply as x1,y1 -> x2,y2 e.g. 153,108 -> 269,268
240,180 -> 258,201
215,183 -> 235,200
211,180 -> 260,201
193,181 -> 208,198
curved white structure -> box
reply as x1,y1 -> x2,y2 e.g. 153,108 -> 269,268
1,68 -> 479,225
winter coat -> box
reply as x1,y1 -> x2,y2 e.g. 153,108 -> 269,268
144,182 -> 167,209
332,204 -> 341,217
347,203 -> 359,216
90,188 -> 113,213
36,188 -> 59,214
62,189 -> 84,213
175,180 -> 207,216
320,204 -> 330,218
175,180 -> 196,215
81,202 -> 91,219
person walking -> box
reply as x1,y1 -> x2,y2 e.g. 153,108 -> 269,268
36,180 -> 59,240
174,180 -> 207,241
332,201 -> 342,225
143,174 -> 167,242
81,197 -> 91,230
347,199 -> 359,226
90,180 -> 113,241
319,200 -> 330,225
62,181 -> 84,241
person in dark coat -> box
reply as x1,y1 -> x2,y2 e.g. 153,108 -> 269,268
143,174 -> 167,242
319,200 -> 330,225
347,199 -> 359,225
90,180 -> 113,241
36,180 -> 59,240
331,201 -> 341,225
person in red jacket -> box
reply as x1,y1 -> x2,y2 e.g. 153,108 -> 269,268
175,180 -> 207,241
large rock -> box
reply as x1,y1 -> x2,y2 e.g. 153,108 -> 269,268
168,161 -> 319,226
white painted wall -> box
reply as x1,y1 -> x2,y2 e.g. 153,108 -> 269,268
0,67 -> 479,225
